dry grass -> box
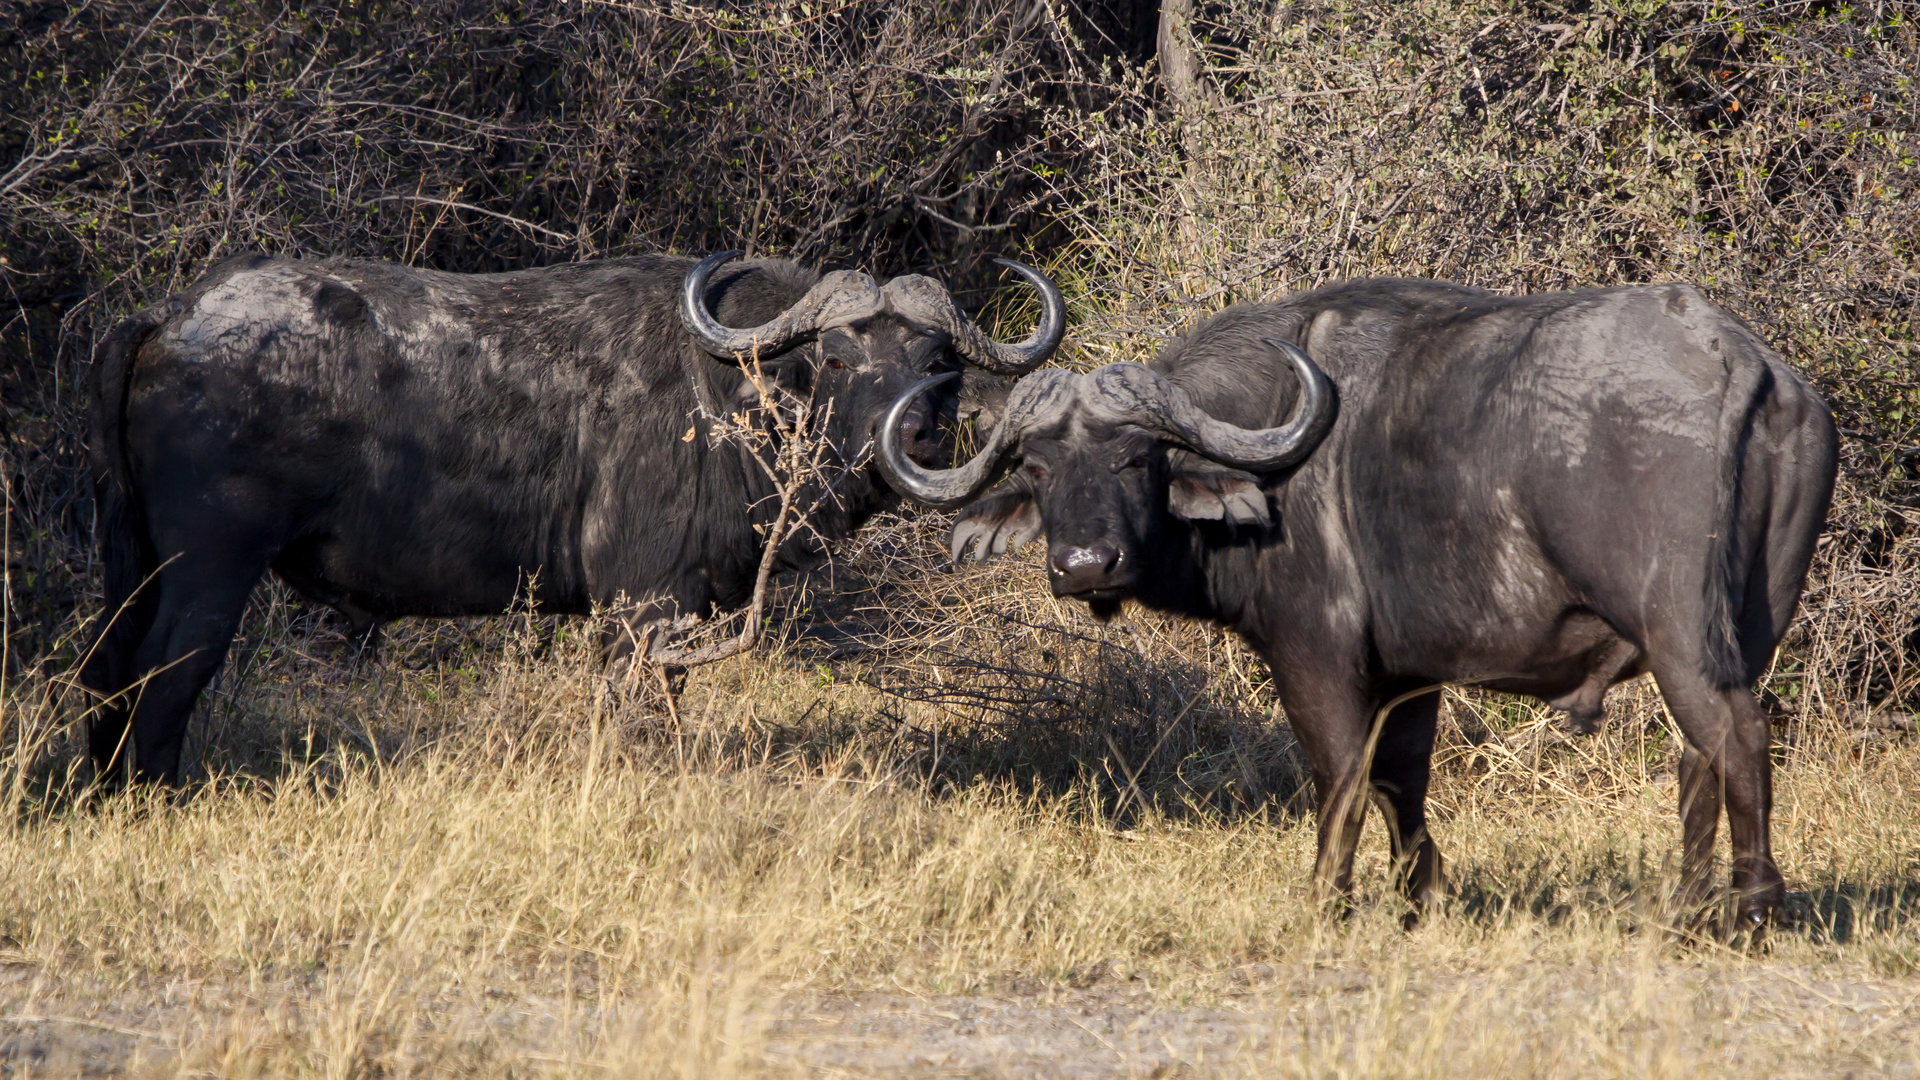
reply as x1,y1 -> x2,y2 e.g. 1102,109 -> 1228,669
3,518 -> 1920,1077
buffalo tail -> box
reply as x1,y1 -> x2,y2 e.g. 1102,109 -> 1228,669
1701,353 -> 1773,688
81,306 -> 167,705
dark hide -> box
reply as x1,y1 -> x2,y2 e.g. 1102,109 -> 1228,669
956,278 -> 1838,934
87,252 -> 968,783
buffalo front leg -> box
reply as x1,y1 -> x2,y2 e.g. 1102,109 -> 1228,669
1274,671 -> 1378,913
1313,770 -> 1371,911
1369,688 -> 1445,926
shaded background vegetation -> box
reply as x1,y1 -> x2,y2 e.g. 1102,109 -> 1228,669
1,0 -> 1917,799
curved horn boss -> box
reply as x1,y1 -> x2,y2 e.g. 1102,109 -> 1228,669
679,249 -> 858,359
874,368 -> 1077,508
1088,339 -> 1337,471
683,252 -> 1065,375
876,339 -> 1335,511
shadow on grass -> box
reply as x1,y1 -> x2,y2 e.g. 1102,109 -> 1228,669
1441,848 -> 1920,952
771,566 -> 1310,824
113,544 -> 1310,826
1785,881 -> 1920,946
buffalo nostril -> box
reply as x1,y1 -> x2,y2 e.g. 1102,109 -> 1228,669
895,411 -> 935,462
1050,543 -> 1122,582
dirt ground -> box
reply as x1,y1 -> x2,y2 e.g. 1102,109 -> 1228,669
7,956 -> 1919,1078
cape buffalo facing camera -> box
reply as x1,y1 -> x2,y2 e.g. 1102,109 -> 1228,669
879,277 -> 1837,936
85,250 -> 1064,784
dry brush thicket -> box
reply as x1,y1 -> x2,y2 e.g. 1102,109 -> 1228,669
1046,0 -> 1920,724
3,1 -> 1920,1075
3,0 -> 1916,720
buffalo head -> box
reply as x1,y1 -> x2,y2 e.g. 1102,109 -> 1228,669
874,339 -> 1336,616
681,251 -> 1064,474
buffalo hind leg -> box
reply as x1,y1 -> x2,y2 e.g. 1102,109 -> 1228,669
1676,742 -> 1722,927
82,527 -> 175,784
83,587 -> 161,784
119,548 -> 272,784
1369,689 -> 1445,927
1653,660 -> 1781,939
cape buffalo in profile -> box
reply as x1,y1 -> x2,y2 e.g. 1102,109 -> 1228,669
878,278 -> 1837,935
86,250 -> 1063,783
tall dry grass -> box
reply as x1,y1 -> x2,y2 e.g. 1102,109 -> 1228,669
2,516 -> 1919,1076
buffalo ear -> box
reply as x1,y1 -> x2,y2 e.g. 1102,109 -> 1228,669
957,368 -> 1013,429
731,361 -> 803,409
1167,451 -> 1270,527
950,486 -> 1042,564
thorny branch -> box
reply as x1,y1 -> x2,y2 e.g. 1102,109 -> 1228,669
624,344 -> 860,676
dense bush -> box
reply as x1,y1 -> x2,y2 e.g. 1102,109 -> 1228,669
2,0 -> 1916,719
1042,0 -> 1920,712
0,0 -> 1127,632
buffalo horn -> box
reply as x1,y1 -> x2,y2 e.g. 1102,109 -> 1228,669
944,259 -> 1067,375
874,368 -> 1076,508
680,249 -> 820,360
872,373 -> 990,509
1091,339 -> 1336,471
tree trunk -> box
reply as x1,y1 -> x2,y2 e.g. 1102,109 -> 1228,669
1156,0 -> 1206,252
1156,0 -> 1204,114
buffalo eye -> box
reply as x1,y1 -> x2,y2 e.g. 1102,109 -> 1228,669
1116,448 -> 1151,472
824,355 -> 846,371
1024,459 -> 1050,484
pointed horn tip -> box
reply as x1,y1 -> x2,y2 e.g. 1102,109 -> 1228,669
957,256 -> 1063,376
903,371 -> 960,410
878,371 -> 961,441
990,256 -> 1048,282
686,249 -> 746,282
876,371 -> 987,510
683,250 -> 744,293
1261,337 -> 1332,378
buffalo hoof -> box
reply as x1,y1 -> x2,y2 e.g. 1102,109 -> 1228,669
1669,898 -> 1777,953
1310,892 -> 1357,924
1555,703 -> 1603,736
1726,919 -> 1771,954
1399,896 -> 1446,932
1727,900 -> 1779,953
